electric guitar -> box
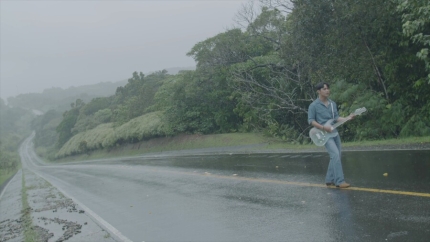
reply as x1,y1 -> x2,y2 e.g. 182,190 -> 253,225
309,107 -> 367,146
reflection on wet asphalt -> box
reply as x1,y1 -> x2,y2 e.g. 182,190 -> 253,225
107,150 -> 430,193
34,150 -> 430,241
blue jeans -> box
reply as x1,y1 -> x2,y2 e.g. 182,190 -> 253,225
324,135 -> 345,185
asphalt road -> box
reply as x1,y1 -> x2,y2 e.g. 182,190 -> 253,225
19,136 -> 430,242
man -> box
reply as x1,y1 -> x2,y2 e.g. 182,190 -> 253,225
308,82 -> 355,188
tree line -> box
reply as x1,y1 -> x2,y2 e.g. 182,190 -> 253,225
31,0 -> 430,159
0,99 -> 33,174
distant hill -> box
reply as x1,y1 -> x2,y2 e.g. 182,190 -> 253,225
162,66 -> 195,75
6,66 -> 195,113
7,80 -> 128,112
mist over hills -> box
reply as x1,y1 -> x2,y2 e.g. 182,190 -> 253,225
7,81 -> 127,112
5,66 -> 195,112
152,66 -> 195,75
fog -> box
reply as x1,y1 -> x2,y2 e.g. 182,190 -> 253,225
0,0 -> 248,100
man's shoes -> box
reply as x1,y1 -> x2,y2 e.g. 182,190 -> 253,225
325,182 -> 335,186
336,182 -> 350,188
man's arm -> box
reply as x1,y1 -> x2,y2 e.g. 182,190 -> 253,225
311,120 -> 333,133
336,114 -> 356,123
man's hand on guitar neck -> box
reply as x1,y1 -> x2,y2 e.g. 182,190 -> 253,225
337,114 -> 356,123
348,113 -> 356,119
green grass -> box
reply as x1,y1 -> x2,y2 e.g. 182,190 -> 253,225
257,135 -> 430,150
51,133 -> 430,163
0,171 -> 11,185
52,110 -> 430,161
342,136 -> 430,147
52,132 -> 271,162
21,170 -> 40,242
0,164 -> 21,186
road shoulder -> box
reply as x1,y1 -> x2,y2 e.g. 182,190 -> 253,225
0,170 -> 24,242
0,168 -> 116,242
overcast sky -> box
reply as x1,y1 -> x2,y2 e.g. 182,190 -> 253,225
0,0 -> 249,100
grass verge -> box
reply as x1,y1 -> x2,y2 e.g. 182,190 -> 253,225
52,133 -> 272,162
21,170 -> 39,242
0,165 -> 21,186
50,133 -> 430,163
263,135 -> 430,150
342,136 -> 430,147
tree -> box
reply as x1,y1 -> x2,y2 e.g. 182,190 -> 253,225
56,99 -> 85,147
397,0 -> 430,84
187,29 -> 251,70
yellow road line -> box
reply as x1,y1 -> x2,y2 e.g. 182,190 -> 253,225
148,168 -> 430,198
345,187 -> 430,197
212,174 -> 430,197
156,168 -> 430,197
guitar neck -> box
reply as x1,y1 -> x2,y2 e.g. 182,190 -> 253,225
332,117 -> 351,129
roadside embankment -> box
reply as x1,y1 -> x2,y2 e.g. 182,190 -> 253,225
52,133 -> 430,163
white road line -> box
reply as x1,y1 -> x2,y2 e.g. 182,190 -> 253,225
0,171 -> 19,201
20,134 -> 133,242
33,171 -> 133,242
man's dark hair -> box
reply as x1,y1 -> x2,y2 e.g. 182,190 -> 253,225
315,82 -> 330,90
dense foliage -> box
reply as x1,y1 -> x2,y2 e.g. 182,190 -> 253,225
0,98 -> 33,172
28,0 -> 430,158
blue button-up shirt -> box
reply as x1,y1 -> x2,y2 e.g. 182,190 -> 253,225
308,98 -> 339,125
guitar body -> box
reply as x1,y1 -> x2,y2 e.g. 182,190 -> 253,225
309,107 -> 366,146
309,119 -> 338,146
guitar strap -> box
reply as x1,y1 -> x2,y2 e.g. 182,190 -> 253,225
331,101 -> 334,119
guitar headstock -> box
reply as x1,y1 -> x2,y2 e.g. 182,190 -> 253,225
353,107 -> 367,116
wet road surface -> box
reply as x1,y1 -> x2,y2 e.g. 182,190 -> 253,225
20,137 -> 430,242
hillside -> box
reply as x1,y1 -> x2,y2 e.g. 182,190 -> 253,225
7,80 -> 127,112
5,66 -> 195,113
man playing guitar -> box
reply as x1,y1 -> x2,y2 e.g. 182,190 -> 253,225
308,82 -> 355,188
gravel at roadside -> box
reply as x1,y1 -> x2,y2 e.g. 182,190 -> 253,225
0,168 -> 116,242
0,170 -> 24,242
